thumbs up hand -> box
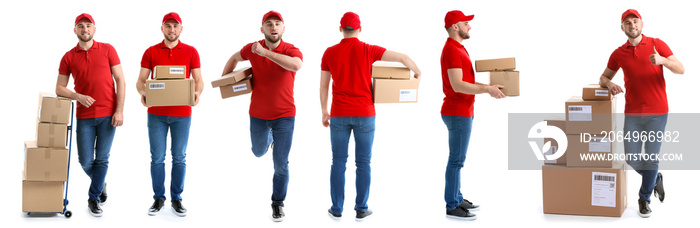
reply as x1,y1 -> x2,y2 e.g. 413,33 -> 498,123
649,46 -> 666,65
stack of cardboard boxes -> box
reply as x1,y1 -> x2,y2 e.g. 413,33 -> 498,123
475,57 -> 519,96
211,67 -> 253,99
23,93 -> 72,213
541,85 -> 627,217
372,62 -> 419,103
145,65 -> 195,106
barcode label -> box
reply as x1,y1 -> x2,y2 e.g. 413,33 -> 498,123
149,83 -> 165,90
595,90 -> 609,97
569,107 -> 583,111
591,172 -> 617,207
170,67 -> 185,74
589,137 -> 611,152
233,83 -> 248,92
399,89 -> 417,102
568,105 -> 592,121
544,145 -> 557,164
594,175 -> 615,182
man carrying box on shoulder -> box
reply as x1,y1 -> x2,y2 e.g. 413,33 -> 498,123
599,9 -> 684,218
56,13 -> 125,217
136,12 -> 203,217
221,10 -> 302,222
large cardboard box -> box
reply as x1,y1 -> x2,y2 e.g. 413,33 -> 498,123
543,118 -> 566,165
565,134 -> 614,168
38,93 -> 71,124
24,141 -> 69,181
489,71 -> 519,96
582,84 -> 612,101
212,67 -> 252,88
36,122 -> 68,149
475,57 -> 516,72
154,65 -> 187,79
371,61 -> 411,79
145,78 -> 195,107
22,180 -> 64,212
373,78 -> 419,103
565,96 -> 616,134
218,77 -> 253,99
542,164 -> 627,217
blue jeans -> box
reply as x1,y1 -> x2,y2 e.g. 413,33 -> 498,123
441,115 -> 473,210
76,116 -> 115,201
329,116 -> 375,214
148,113 -> 191,201
250,116 -> 295,206
624,114 -> 666,202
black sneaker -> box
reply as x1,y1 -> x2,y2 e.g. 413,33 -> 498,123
148,199 -> 164,216
172,200 -> 187,217
638,199 -> 652,218
446,206 -> 476,221
654,172 -> 665,202
460,199 -> 480,211
355,209 -> 373,221
272,205 -> 285,222
99,183 -> 108,205
328,208 -> 341,220
88,200 -> 103,217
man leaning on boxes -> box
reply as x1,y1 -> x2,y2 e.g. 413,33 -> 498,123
55,13 -> 126,217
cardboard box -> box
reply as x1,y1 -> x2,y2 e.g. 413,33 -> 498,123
542,163 -> 627,217
22,180 -> 64,212
543,117 -> 566,165
373,78 -> 420,103
218,77 -> 253,99
582,84 -> 612,101
475,57 -> 516,72
565,134 -> 615,168
489,71 -> 519,96
212,67 -> 252,88
371,61 -> 411,79
37,93 -> 71,124
145,78 -> 195,107
565,96 -> 616,134
24,141 -> 69,181
36,122 -> 68,149
154,65 -> 187,79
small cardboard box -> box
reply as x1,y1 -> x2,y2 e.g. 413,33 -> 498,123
373,78 -> 419,103
219,77 -> 253,99
582,84 -> 612,101
489,71 -> 520,96
542,163 -> 627,217
36,122 -> 68,149
475,57 -> 516,72
22,180 -> 64,212
543,117 -> 566,165
565,134 -> 615,168
145,78 -> 195,107
371,61 -> 411,79
212,67 -> 252,88
154,65 -> 187,79
24,141 -> 69,181
565,96 -> 616,134
37,93 -> 71,124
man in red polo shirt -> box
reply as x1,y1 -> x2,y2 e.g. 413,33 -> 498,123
320,12 -> 421,221
56,13 -> 126,217
136,12 -> 203,217
221,10 -> 302,222
599,9 -> 684,218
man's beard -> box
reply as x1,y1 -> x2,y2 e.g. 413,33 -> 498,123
625,30 -> 641,39
459,29 -> 470,39
165,34 -> 180,42
265,33 -> 282,43
77,34 -> 93,42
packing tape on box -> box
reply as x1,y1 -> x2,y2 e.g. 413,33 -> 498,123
45,172 -> 51,179
49,138 -> 54,147
51,115 -> 58,123
44,150 -> 51,159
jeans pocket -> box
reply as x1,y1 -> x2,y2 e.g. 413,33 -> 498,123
330,117 -> 343,131
359,117 -> 375,132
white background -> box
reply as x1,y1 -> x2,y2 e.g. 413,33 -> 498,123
1,0 -> 698,227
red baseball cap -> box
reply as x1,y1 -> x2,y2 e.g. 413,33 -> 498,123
621,9 -> 642,22
444,10 -> 474,28
163,12 -> 182,24
75,13 -> 95,25
262,11 -> 284,24
341,12 -> 361,30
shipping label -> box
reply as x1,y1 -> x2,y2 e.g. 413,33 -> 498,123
399,89 -> 417,102
568,105 -> 592,121
591,172 -> 617,207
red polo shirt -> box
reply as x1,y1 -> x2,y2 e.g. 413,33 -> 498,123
607,35 -> 673,115
240,39 -> 302,120
321,37 -> 386,117
141,40 -> 201,117
59,41 -> 120,119
440,38 -> 475,117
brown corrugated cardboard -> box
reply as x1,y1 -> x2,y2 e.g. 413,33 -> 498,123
218,77 -> 253,99
371,61 -> 411,79
542,163 -> 627,217
36,122 -> 68,149
154,65 -> 187,79
22,180 -> 64,212
582,84 -> 612,101
24,141 -> 69,181
212,67 -> 252,88
543,117 -> 566,165
38,93 -> 71,124
565,96 -> 616,134
489,71 -> 519,96
145,78 -> 195,107
565,134 -> 615,168
475,57 -> 516,72
373,78 -> 420,103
